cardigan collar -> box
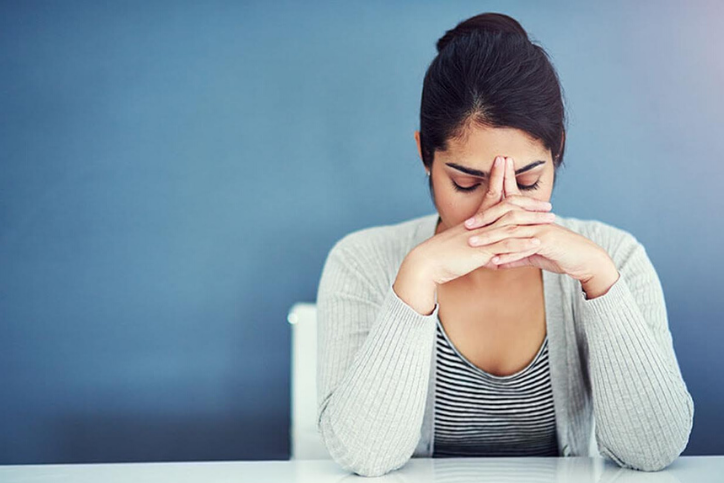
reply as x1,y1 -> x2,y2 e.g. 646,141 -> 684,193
411,213 -> 574,458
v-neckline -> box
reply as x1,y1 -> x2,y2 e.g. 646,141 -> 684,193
436,316 -> 549,381
420,212 -> 570,457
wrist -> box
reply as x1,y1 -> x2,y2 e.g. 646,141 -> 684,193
404,247 -> 439,285
393,251 -> 438,316
579,250 -> 620,299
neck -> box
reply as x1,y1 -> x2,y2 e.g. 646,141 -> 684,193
465,265 -> 539,287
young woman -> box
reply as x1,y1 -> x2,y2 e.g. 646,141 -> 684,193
315,12 -> 693,477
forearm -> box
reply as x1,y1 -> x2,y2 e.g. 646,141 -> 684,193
318,280 -> 439,476
577,249 -> 694,471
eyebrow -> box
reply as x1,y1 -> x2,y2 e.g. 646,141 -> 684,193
445,160 -> 546,178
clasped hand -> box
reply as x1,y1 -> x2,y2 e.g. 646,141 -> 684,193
416,156 -> 613,287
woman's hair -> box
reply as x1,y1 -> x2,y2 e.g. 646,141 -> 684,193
420,12 -> 567,197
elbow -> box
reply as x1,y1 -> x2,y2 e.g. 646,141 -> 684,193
318,411 -> 416,477
600,444 -> 685,472
598,396 -> 694,472
342,457 -> 410,478
644,391 -> 696,471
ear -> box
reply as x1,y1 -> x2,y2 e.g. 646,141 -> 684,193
414,130 -> 423,161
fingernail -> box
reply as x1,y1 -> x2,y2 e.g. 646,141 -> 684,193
494,157 -> 502,167
465,217 -> 476,227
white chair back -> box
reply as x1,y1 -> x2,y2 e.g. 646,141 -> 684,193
288,302 -> 331,460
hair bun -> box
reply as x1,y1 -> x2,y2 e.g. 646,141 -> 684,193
436,12 -> 530,53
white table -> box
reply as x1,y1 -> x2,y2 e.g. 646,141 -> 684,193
0,456 -> 721,482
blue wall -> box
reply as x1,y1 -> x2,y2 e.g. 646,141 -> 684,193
1,0 -> 722,463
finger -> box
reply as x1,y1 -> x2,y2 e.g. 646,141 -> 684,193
503,157 -> 522,198
489,252 -> 536,270
503,193 -> 552,210
481,259 -> 502,270
491,245 -> 541,266
478,236 -> 541,257
466,206 -> 555,232
479,156 -> 505,212
463,157 -> 506,229
468,222 -> 540,248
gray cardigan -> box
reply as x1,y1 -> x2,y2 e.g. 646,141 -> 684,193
315,212 -> 694,477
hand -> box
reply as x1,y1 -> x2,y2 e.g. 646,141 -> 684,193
408,156 -> 556,286
464,156 -> 616,284
461,155 -> 555,270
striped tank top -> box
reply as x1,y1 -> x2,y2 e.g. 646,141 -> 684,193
433,317 -> 559,457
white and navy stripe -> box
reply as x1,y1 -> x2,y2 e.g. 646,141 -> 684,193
433,318 -> 559,457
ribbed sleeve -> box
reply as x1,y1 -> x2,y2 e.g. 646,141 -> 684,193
578,238 -> 694,471
315,243 -> 439,477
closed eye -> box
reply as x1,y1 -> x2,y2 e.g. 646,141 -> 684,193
452,180 -> 541,192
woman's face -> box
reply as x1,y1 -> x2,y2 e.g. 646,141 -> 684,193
415,124 -> 556,234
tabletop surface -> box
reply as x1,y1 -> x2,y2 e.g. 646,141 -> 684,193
1,456 -> 721,483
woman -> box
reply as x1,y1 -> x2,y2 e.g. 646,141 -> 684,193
315,12 -> 693,477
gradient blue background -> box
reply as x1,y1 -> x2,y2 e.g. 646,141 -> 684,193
1,0 -> 722,464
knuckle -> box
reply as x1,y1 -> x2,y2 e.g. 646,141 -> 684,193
539,212 -> 554,221
502,210 -> 516,223
511,210 -> 525,222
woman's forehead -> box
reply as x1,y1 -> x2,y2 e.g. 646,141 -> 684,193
448,124 -> 547,153
439,128 -> 550,169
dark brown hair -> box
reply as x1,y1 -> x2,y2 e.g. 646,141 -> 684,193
420,12 -> 567,196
